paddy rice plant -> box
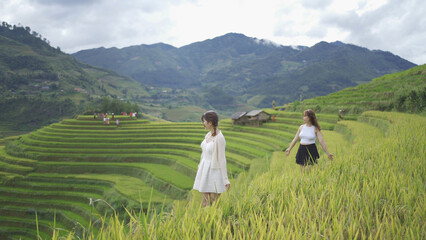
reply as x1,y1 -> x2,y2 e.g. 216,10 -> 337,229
8,111 -> 422,239
61,111 -> 425,239
1,113 -> 290,238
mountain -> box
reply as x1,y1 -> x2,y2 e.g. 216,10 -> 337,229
72,33 -> 416,107
72,33 -> 289,88
0,22 -> 149,133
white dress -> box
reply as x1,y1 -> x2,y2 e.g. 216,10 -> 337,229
193,131 -> 229,193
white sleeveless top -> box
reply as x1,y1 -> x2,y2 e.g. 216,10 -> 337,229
299,124 -> 316,144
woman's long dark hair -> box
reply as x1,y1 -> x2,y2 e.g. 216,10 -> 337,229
304,109 -> 321,131
201,110 -> 219,136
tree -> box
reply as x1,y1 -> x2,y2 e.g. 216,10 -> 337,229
100,97 -> 111,113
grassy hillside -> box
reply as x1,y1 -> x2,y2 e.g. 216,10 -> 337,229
0,23 -> 150,134
0,111 -> 336,239
0,24 -> 149,101
285,64 -> 426,114
52,111 -> 424,239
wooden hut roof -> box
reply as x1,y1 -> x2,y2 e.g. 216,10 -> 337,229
246,109 -> 266,117
231,111 -> 247,120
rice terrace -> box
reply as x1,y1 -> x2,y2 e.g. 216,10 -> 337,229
0,21 -> 425,239
0,65 -> 425,239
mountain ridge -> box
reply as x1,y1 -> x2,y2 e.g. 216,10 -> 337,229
72,33 -> 416,107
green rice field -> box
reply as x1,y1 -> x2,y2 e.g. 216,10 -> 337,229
0,111 -> 324,239
1,111 -> 424,239
54,111 -> 424,239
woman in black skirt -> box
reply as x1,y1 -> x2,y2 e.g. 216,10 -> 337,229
285,109 -> 333,168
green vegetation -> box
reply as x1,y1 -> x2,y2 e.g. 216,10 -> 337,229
1,99 -> 424,239
1,22 -> 424,240
0,111 -> 321,238
0,22 -> 150,134
1,22 -> 420,134
285,64 -> 426,114
52,111 -> 424,239
162,105 -> 206,122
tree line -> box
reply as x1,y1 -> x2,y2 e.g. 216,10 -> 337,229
84,97 -> 140,115
1,21 -> 62,54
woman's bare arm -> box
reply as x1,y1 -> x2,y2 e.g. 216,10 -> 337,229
316,129 -> 333,160
285,125 -> 303,156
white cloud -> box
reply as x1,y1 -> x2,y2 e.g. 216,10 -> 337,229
168,0 -> 279,46
254,38 -> 281,47
301,0 -> 333,9
1,0 -> 192,52
0,0 -> 424,64
319,0 -> 426,64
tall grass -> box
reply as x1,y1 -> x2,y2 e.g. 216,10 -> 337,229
52,111 -> 424,239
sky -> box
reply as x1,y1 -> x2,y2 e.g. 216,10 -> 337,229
1,0 -> 425,65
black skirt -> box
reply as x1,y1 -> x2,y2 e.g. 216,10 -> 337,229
296,144 -> 320,165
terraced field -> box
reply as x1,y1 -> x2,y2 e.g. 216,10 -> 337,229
0,112 -> 340,239
90,111 -> 423,239
288,64 -> 426,114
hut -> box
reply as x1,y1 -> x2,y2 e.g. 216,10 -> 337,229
231,111 -> 248,125
232,110 -> 271,126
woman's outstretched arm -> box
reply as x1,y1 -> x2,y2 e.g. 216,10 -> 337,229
316,129 -> 334,160
285,125 -> 303,156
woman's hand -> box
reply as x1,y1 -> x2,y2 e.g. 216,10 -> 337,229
225,184 -> 230,191
327,153 -> 334,160
285,148 -> 290,156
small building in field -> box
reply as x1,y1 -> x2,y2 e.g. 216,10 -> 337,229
231,111 -> 249,125
231,110 -> 271,126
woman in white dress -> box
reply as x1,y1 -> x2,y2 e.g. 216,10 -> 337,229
193,111 -> 231,206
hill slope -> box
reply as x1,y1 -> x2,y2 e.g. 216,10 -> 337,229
285,64 -> 426,114
72,33 -> 416,107
0,23 -> 150,133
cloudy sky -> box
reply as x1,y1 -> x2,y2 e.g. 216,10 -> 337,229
1,0 -> 425,64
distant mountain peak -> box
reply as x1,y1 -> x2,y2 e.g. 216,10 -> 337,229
331,41 -> 345,46
72,32 -> 416,108
253,38 -> 282,48
291,45 -> 307,51
215,33 -> 282,48
137,42 -> 177,51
